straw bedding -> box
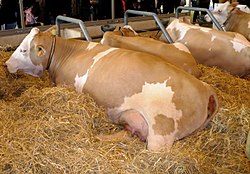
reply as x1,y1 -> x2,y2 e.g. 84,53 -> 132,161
0,44 -> 249,173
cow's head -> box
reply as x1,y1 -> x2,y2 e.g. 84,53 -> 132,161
113,25 -> 138,37
6,27 -> 56,77
204,1 -> 238,24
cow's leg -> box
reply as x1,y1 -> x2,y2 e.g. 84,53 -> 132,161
96,110 -> 148,143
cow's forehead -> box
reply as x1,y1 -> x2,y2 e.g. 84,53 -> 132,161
215,1 -> 230,11
18,28 -> 40,49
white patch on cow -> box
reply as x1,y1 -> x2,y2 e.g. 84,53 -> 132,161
91,48 -> 118,69
211,36 -> 216,42
230,33 -> 250,52
108,79 -> 182,149
86,42 -> 98,50
73,48 -> 118,91
123,25 -> 138,35
173,43 -> 190,53
74,71 -> 89,93
100,38 -> 104,44
200,28 -> 212,33
231,40 -> 246,53
184,41 -> 188,45
167,19 -> 190,41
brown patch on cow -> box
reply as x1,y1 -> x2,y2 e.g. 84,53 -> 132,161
152,114 -> 175,136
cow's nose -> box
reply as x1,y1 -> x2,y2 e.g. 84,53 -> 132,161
20,49 -> 27,53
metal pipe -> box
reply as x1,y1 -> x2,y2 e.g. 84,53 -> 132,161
55,15 -> 92,41
111,0 -> 115,19
175,6 -> 225,31
19,0 -> 25,29
124,10 -> 173,43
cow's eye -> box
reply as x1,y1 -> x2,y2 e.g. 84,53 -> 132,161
36,46 -> 45,56
218,9 -> 222,13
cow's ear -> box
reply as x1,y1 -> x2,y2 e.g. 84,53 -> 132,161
231,2 -> 239,8
30,28 -> 40,36
36,45 -> 46,57
44,25 -> 57,35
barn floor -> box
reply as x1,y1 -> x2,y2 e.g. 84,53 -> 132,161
0,43 -> 249,173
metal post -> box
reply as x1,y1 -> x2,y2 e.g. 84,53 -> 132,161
19,0 -> 25,29
111,0 -> 115,19
55,15 -> 92,41
175,6 -> 225,31
124,10 -> 173,43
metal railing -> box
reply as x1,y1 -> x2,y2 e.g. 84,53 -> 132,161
124,10 -> 173,43
55,15 -> 92,41
175,6 -> 225,31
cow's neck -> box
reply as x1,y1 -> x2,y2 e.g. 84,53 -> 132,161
224,13 -> 235,30
47,37 -> 89,84
46,35 -> 56,70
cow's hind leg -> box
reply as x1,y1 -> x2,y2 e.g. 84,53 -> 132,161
96,110 -> 148,143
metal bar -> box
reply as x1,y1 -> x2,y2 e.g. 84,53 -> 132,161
111,0 -> 115,19
55,15 -> 92,41
124,10 -> 173,43
19,0 -> 25,29
175,6 -> 225,31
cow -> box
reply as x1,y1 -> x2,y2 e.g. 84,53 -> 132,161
6,27 -> 218,151
100,26 -> 201,78
159,18 -> 250,77
204,1 -> 250,41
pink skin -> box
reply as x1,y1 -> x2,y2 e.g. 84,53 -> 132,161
119,110 -> 148,142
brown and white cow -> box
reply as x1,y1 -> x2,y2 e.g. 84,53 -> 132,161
6,28 -> 218,151
100,26 -> 201,78
160,18 -> 250,77
204,1 -> 250,41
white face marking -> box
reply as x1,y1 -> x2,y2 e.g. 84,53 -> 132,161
123,25 -> 138,35
211,36 -> 216,42
205,2 -> 230,28
86,42 -> 98,50
236,5 -> 250,13
74,48 -> 118,91
108,79 -> 182,150
74,71 -> 89,93
6,28 -> 44,77
173,42 -> 190,53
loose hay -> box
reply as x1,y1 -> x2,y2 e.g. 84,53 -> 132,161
0,47 -> 249,173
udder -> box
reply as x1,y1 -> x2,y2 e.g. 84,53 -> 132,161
119,110 -> 148,142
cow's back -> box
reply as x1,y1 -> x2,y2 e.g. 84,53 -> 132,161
101,32 -> 201,78
161,19 -> 250,77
